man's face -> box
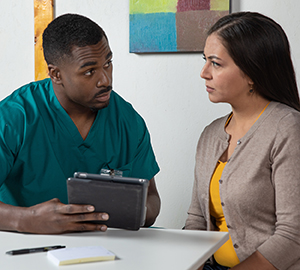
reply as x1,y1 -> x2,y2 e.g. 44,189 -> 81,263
55,38 -> 113,112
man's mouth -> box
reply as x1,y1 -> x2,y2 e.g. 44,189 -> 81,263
94,87 -> 112,101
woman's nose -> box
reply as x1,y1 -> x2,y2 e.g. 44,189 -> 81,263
200,63 -> 211,80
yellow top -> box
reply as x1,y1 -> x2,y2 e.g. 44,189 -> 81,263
209,161 -> 240,267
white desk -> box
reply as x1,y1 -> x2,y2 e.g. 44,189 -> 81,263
0,228 -> 228,270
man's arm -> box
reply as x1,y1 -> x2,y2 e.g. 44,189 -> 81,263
0,199 -> 109,234
144,177 -> 160,227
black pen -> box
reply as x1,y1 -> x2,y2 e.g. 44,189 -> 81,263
6,245 -> 66,255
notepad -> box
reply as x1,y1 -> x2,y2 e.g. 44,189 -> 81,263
47,246 -> 115,266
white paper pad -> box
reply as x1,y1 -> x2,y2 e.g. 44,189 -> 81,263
47,246 -> 115,266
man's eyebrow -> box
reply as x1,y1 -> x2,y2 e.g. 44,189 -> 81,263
80,61 -> 97,69
106,51 -> 113,60
79,52 -> 113,69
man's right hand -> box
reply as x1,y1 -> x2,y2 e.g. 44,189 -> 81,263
5,198 -> 109,234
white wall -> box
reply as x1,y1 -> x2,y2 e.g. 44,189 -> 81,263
1,0 -> 300,229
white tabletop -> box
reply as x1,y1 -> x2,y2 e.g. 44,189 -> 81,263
0,228 -> 228,270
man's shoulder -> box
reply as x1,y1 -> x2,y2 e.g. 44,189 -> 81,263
0,79 -> 52,122
105,90 -> 146,128
109,91 -> 134,110
108,91 -> 141,118
1,79 -> 51,105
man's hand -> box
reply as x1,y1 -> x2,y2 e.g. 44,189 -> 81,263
13,198 -> 109,234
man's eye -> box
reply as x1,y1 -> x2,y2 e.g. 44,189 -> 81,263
202,55 -> 207,62
84,69 -> 94,76
104,60 -> 112,68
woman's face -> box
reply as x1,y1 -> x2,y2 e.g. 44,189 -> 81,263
201,33 -> 252,106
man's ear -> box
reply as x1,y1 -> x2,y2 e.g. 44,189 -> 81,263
48,64 -> 63,85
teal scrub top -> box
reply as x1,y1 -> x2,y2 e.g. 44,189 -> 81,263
0,79 -> 159,206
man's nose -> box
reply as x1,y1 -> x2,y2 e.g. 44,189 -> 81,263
97,70 -> 111,88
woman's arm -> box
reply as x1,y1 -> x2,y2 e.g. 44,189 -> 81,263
231,251 -> 276,270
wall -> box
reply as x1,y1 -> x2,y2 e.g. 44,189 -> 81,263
0,0 -> 300,229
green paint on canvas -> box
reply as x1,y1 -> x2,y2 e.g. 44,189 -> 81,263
210,0 -> 230,11
130,0 -> 177,14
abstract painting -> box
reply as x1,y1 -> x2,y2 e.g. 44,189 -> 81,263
129,0 -> 231,53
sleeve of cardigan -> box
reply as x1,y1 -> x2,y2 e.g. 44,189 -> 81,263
185,171 -> 207,230
257,112 -> 300,270
185,131 -> 210,231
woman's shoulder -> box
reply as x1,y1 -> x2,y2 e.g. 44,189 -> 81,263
259,102 -> 300,141
202,113 -> 231,135
266,102 -> 300,125
196,114 -> 231,148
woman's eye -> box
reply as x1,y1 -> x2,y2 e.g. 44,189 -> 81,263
212,61 -> 220,67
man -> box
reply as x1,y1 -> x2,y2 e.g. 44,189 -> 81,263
0,14 -> 160,234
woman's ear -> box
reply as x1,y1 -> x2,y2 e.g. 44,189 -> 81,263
48,64 -> 63,85
247,77 -> 254,87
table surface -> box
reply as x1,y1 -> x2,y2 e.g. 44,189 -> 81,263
0,228 -> 228,270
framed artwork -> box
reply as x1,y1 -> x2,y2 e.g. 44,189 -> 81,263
129,0 -> 231,53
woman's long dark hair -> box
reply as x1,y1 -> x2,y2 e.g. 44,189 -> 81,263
208,12 -> 300,111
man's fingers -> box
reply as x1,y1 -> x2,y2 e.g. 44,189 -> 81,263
70,223 -> 108,233
64,212 -> 109,233
59,204 -> 95,214
57,204 -> 109,222
74,212 -> 109,222
20,200 -> 110,234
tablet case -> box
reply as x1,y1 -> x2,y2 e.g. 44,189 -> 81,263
67,173 -> 149,231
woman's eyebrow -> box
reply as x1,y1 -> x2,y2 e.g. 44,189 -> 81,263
207,55 -> 222,61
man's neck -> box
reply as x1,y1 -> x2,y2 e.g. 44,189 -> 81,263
70,110 -> 98,140
53,85 -> 98,140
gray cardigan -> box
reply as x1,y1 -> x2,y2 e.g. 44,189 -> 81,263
185,102 -> 300,270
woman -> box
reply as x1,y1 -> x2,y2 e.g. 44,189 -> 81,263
185,12 -> 300,270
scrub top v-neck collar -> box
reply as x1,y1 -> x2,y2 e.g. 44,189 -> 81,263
48,82 -> 101,149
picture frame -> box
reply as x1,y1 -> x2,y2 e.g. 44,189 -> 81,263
129,0 -> 231,53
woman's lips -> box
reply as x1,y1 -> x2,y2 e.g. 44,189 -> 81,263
206,85 -> 215,93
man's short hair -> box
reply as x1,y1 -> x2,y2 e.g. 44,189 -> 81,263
42,13 -> 107,65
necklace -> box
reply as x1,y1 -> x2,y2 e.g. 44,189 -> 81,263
225,101 -> 270,128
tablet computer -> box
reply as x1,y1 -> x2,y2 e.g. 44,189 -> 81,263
67,172 -> 149,231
